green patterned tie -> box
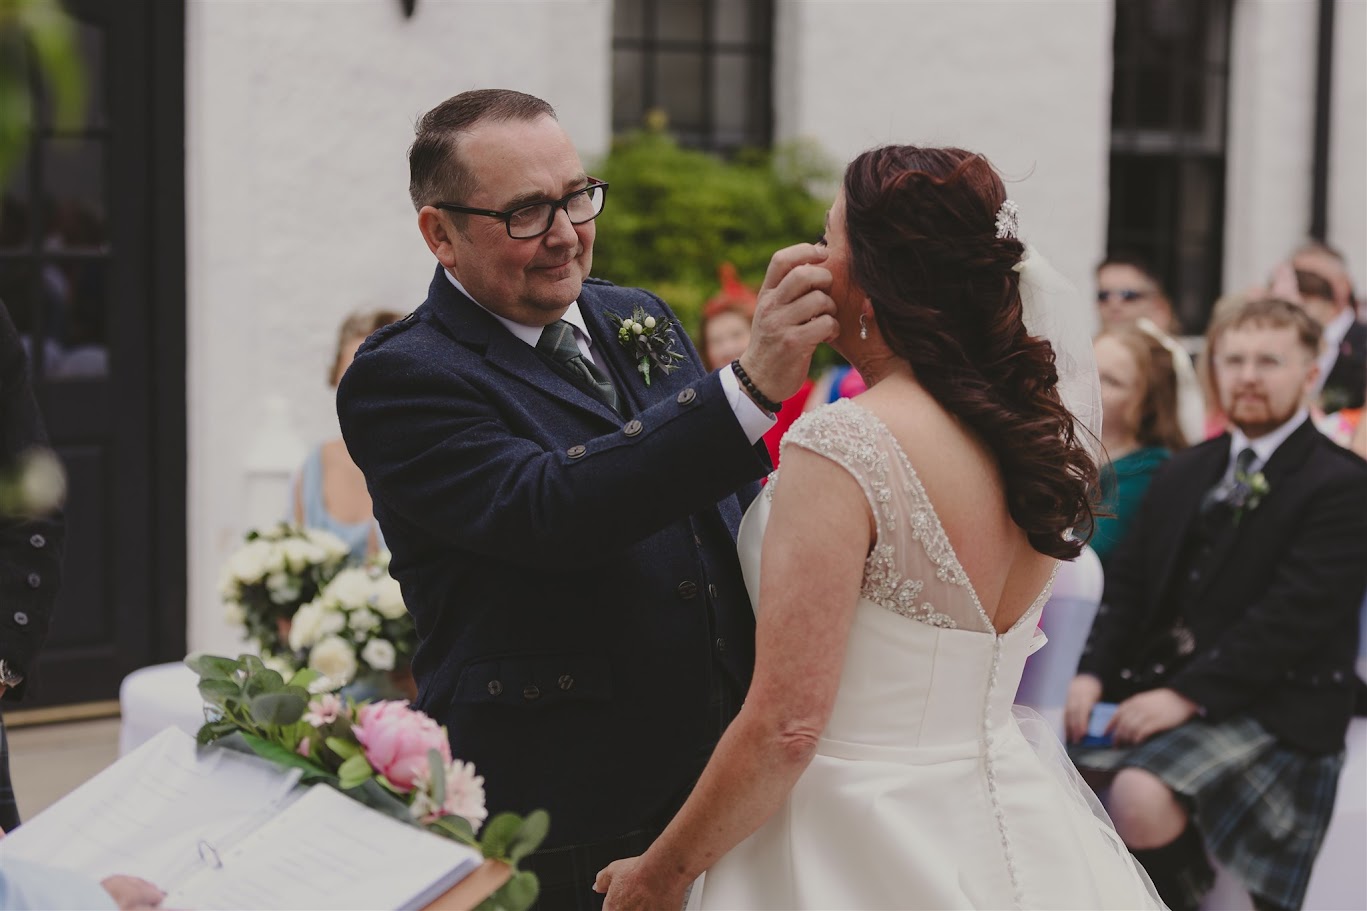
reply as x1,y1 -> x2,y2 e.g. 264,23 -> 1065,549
536,320 -> 620,413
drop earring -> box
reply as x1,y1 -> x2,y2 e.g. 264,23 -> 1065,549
859,314 -> 869,340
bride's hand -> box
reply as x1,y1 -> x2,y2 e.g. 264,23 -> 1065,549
595,855 -> 687,911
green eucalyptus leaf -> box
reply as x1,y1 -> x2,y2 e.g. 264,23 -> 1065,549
337,753 -> 374,790
197,678 -> 242,705
236,732 -> 333,779
479,812 -> 523,860
427,749 -> 446,807
288,667 -> 322,690
323,736 -> 361,760
506,810 -> 550,866
428,813 -> 476,846
184,653 -> 241,681
345,778 -> 414,823
481,871 -> 538,911
244,669 -> 286,698
249,692 -> 306,726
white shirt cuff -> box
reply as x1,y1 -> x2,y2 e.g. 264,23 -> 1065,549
720,364 -> 778,445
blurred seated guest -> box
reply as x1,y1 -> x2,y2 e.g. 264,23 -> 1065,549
293,309 -> 401,561
698,264 -> 812,466
0,855 -> 162,910
1090,322 -> 1187,569
1096,253 -> 1179,335
1195,292 -> 1253,440
1288,245 -> 1365,413
1066,296 -> 1367,911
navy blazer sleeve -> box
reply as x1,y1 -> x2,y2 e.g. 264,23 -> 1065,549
338,335 -> 769,571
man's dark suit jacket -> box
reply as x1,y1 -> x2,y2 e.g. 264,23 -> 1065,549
337,267 -> 767,848
1320,319 -> 1366,412
0,302 -> 64,701
1080,419 -> 1367,755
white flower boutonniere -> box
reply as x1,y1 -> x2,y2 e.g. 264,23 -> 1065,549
1230,469 -> 1270,525
608,305 -> 685,386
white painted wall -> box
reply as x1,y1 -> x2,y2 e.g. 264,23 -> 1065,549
185,0 -> 612,655
1329,0 -> 1367,292
773,0 -> 1115,307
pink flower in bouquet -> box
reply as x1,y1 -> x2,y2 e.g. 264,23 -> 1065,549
296,737 -> 312,757
303,693 -> 343,727
353,700 -> 451,792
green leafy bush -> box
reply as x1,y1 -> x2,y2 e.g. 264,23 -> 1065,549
591,129 -> 836,338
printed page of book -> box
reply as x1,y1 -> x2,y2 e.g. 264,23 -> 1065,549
0,727 -> 300,886
165,782 -> 484,910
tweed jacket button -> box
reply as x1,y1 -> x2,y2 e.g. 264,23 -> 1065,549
676,388 -> 696,405
623,419 -> 643,437
558,674 -> 574,691
28,534 -> 45,548
716,637 -> 727,653
708,583 -> 719,599
677,581 -> 698,600
693,534 -> 703,546
522,684 -> 541,701
567,445 -> 587,459
25,573 -> 40,589
487,680 -> 502,696
13,612 -> 28,626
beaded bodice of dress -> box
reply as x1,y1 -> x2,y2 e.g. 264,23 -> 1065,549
739,399 -> 1058,750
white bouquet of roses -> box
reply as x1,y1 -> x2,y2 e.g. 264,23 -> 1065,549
286,555 -> 414,692
219,523 -> 351,656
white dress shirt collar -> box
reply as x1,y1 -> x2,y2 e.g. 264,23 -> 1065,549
1227,407 -> 1308,474
445,269 -> 594,354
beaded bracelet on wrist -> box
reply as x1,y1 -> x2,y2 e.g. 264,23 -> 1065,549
730,359 -> 783,413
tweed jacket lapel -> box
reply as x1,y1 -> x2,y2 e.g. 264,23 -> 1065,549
422,265 -> 621,426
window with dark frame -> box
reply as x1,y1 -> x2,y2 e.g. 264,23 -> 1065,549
1107,0 -> 1233,333
612,0 -> 774,153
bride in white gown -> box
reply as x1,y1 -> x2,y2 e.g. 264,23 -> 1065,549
596,145 -> 1163,910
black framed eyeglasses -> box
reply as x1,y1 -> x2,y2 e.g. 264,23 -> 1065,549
435,181 -> 609,239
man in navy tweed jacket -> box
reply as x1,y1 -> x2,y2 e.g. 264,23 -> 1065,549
337,89 -> 836,910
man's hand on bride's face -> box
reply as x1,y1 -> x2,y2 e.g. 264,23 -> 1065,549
739,243 -> 838,404
595,854 -> 687,911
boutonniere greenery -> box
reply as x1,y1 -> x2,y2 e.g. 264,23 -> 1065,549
608,306 -> 685,386
1230,468 -> 1270,525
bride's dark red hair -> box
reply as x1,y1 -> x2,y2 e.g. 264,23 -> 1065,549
843,146 -> 1097,559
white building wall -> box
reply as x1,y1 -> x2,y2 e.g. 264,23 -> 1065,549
184,0 -> 612,654
1329,0 -> 1366,289
773,0 -> 1115,302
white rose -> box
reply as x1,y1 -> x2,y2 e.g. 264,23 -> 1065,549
348,608 -> 380,636
308,635 -> 358,686
260,540 -> 287,575
372,575 -> 407,620
224,601 -> 246,625
17,449 -> 66,514
278,538 -> 324,574
265,571 -> 302,603
643,315 -> 656,329
304,528 -> 350,561
226,539 -> 274,585
324,567 -> 374,610
631,322 -> 644,335
288,601 -> 327,651
360,638 -> 396,672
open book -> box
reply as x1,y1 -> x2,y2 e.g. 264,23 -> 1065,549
0,727 -> 483,910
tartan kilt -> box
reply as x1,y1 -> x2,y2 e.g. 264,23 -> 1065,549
1072,715 -> 1344,911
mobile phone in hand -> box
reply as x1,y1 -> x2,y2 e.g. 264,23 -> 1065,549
1080,701 -> 1118,747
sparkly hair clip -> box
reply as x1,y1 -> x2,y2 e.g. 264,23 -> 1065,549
994,200 -> 1020,240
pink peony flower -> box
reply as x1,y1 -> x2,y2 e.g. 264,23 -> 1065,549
296,737 -> 311,757
303,693 -> 343,727
352,700 -> 451,792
